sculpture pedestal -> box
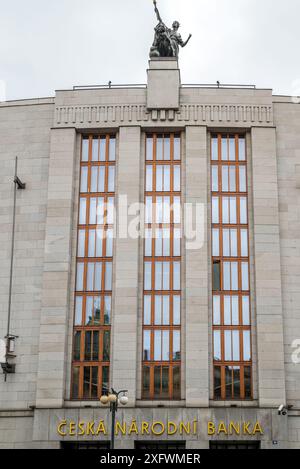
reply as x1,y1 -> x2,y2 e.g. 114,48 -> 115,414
147,58 -> 180,110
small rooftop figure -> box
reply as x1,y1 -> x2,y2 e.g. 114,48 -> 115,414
150,0 -> 192,59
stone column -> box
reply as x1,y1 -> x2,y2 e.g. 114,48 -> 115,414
111,126 -> 141,406
35,128 -> 77,408
185,126 -> 209,407
251,126 -> 286,407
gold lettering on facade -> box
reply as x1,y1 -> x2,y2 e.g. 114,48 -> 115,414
115,421 -> 126,436
167,422 -> 177,435
151,421 -> 165,436
128,419 -> 139,435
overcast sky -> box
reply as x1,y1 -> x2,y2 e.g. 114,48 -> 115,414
1,0 -> 300,101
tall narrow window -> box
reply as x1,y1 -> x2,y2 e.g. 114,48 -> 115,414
72,135 -> 116,400
211,134 -> 252,400
142,134 -> 181,400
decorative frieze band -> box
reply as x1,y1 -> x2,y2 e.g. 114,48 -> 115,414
55,103 -> 273,127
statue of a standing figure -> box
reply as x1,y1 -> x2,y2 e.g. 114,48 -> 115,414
150,0 -> 192,58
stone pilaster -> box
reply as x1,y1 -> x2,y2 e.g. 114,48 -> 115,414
111,126 -> 141,405
185,126 -> 209,407
251,126 -> 286,407
35,128 -> 77,408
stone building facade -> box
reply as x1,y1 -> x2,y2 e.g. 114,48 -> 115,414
0,59 -> 299,449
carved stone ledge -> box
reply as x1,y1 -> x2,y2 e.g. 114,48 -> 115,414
54,103 -> 273,128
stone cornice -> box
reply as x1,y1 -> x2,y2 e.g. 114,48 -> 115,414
54,102 -> 273,128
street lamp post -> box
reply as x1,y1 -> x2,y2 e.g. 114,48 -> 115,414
100,388 -> 128,450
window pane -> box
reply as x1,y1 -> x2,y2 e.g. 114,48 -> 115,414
173,262 -> 180,290
108,137 -> 116,161
86,296 -> 93,325
214,366 -> 222,399
221,137 -> 228,161
229,137 -> 236,161
161,367 -> 169,398
143,330 -> 151,360
145,197 -> 152,223
240,197 -> 248,224
103,331 -> 110,360
244,366 -> 251,398
232,296 -> 239,325
82,139 -> 89,162
93,331 -> 99,361
107,197 -> 114,225
212,197 -> 219,224
105,229 -> 113,257
211,137 -> 218,161
87,263 -> 94,291
241,262 -> 249,291
239,137 -> 246,161
242,296 -> 250,325
224,296 -> 231,325
80,167 -> 88,193
223,262 -> 231,290
92,138 -> 99,161
173,331 -> 180,361
173,197 -> 181,223
91,367 -> 98,398
154,296 -> 162,325
142,366 -> 151,398
146,166 -> 153,191
163,296 -> 170,325
94,297 -> 101,325
83,367 -> 90,398
229,166 -> 236,192
212,229 -> 220,257
243,331 -> 251,361
144,262 -> 152,290
88,230 -> 96,257
156,136 -> 163,160
95,263 -> 102,290
146,136 -> 153,161
164,136 -> 170,160
231,262 -> 238,290
239,166 -> 246,192
84,331 -> 92,360
223,229 -> 230,257
173,228 -> 181,256
229,197 -> 237,224
231,229 -> 238,257
174,136 -> 181,160
155,262 -> 162,290
173,366 -> 180,399
79,198 -> 87,225
222,197 -> 229,224
212,166 -> 218,192
78,230 -> 85,257
145,228 -> 152,257
232,331 -> 240,361
98,167 -> 105,192
90,167 -> 97,193
233,367 -> 240,398
213,261 -> 221,291
76,263 -> 84,291
213,295 -> 221,325
72,367 -> 80,398
214,330 -> 221,360
99,137 -> 106,162
173,296 -> 181,325
75,296 -> 83,325
89,198 -> 97,225
104,296 -> 111,325
225,330 -> 232,360
163,262 -> 170,290
144,296 -> 151,325
108,166 -> 115,192
102,366 -> 109,395
222,166 -> 228,192
163,165 -> 170,191
105,262 -> 112,290
154,331 -> 162,361
241,229 -> 248,257
73,331 -> 81,360
162,330 -> 169,360
174,166 -> 181,191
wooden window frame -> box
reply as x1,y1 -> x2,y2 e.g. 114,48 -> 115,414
71,135 -> 116,400
211,134 -> 253,400
142,133 -> 182,401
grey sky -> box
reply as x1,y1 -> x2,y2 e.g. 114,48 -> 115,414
1,0 -> 300,101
